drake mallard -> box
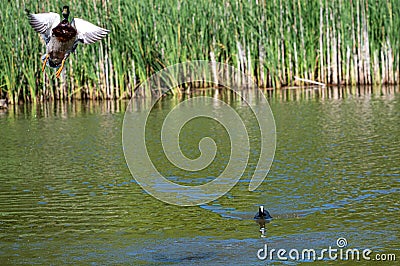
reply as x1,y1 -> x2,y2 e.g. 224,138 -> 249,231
27,6 -> 110,78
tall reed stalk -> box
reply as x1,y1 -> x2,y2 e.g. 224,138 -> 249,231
0,0 -> 399,102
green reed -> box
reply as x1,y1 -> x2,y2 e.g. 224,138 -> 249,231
0,0 -> 399,102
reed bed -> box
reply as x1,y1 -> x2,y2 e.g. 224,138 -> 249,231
1,0 -> 399,103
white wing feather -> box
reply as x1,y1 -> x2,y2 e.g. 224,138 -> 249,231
27,12 -> 60,43
72,18 -> 110,44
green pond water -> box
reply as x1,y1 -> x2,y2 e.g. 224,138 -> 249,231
0,86 -> 399,264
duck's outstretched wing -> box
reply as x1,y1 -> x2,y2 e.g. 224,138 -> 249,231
27,12 -> 60,44
72,18 -> 110,44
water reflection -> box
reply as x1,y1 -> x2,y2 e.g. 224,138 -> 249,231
2,85 -> 398,119
0,86 -> 399,264
270,85 -> 399,101
3,100 -> 128,119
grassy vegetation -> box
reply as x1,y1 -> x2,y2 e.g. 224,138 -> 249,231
1,0 -> 399,102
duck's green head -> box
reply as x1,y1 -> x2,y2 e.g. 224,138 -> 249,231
62,6 -> 70,20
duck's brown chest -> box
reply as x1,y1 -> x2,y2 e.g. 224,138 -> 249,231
46,21 -> 77,65
52,21 -> 77,42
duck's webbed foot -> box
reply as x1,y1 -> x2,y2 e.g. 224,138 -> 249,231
55,53 -> 72,79
42,54 -> 50,72
55,59 -> 66,78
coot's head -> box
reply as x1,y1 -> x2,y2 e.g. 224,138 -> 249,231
254,205 -> 273,220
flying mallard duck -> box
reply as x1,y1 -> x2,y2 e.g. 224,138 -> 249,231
27,6 -> 110,78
